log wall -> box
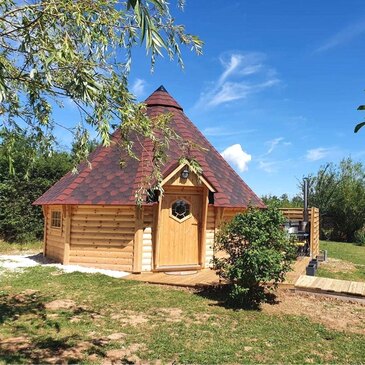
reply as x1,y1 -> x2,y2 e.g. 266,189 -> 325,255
44,205 -> 65,262
68,205 -> 135,271
222,208 -> 244,222
142,206 -> 154,271
205,206 -> 215,267
43,204 -> 321,273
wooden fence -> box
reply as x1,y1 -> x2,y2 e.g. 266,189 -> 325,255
280,207 -> 320,258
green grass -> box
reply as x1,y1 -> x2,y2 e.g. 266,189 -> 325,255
319,240 -> 365,265
0,266 -> 364,364
0,240 -> 42,254
317,240 -> 365,282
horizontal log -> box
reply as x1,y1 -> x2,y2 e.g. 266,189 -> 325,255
72,216 -> 135,222
69,239 -> 133,246
70,244 -> 133,252
71,233 -> 134,240
47,239 -> 64,247
72,211 -> 134,217
46,246 -> 63,254
71,227 -> 135,235
71,221 -> 135,229
69,256 -> 132,265
70,249 -> 133,258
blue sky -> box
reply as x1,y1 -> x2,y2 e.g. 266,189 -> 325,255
56,0 -> 365,197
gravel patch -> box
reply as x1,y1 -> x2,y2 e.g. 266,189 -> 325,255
0,254 -> 129,278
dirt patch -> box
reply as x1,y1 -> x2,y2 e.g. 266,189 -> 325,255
0,336 -> 32,351
103,343 -> 145,364
21,289 -> 39,296
156,308 -> 183,322
0,334 -> 129,364
107,333 -> 126,341
320,258 -> 357,273
111,310 -> 149,326
45,299 -> 77,311
263,290 -> 365,334
192,312 -> 214,324
0,336 -> 86,364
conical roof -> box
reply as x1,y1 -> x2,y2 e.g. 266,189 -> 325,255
34,86 -> 264,208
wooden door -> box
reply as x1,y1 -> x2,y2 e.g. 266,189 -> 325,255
157,191 -> 202,269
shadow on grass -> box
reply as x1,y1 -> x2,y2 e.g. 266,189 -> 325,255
0,292 -> 107,364
0,291 -> 46,324
195,284 -> 279,311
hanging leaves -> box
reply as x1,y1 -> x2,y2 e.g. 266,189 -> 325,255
0,0 -> 203,177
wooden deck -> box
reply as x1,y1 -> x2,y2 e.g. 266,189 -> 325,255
125,257 -> 310,288
126,269 -> 222,287
295,275 -> 365,297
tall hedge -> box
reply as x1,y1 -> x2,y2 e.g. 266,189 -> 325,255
0,135 -> 72,243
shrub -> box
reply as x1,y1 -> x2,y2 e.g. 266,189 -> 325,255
213,206 -> 296,308
0,133 -> 72,242
354,229 -> 365,246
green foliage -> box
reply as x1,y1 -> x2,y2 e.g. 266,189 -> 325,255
213,207 -> 296,307
0,132 -> 72,242
0,0 -> 203,192
354,229 -> 365,246
355,104 -> 365,133
306,158 -> 365,242
261,193 -> 303,208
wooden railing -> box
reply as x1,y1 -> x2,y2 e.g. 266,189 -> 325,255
279,207 -> 320,258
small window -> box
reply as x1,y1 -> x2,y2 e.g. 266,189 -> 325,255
51,211 -> 61,229
171,200 -> 191,221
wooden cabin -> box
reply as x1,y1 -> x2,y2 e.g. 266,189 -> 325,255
34,86 -> 266,273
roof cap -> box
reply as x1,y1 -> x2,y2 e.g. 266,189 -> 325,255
145,85 -> 183,110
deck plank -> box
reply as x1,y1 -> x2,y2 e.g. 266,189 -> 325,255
294,275 -> 365,298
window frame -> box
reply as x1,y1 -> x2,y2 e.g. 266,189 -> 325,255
170,199 -> 192,223
50,209 -> 62,231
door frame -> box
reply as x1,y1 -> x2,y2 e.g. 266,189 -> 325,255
153,186 -> 208,271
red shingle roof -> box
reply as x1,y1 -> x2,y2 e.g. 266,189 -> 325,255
34,86 -> 265,208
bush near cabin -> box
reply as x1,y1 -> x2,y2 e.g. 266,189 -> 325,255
213,207 -> 296,307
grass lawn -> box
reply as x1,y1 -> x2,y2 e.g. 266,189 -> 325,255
0,240 -> 42,254
317,240 -> 365,282
0,265 -> 364,364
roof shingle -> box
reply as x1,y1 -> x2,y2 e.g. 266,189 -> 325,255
34,86 -> 265,208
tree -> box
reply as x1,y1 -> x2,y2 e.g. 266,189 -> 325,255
0,132 -> 72,242
305,164 -> 339,216
261,193 -> 303,208
306,158 -> 365,242
213,207 -> 295,308
0,1 -> 203,186
331,159 -> 365,242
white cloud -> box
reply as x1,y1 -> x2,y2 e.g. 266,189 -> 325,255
196,51 -> 280,108
131,78 -> 147,99
264,137 -> 291,155
266,137 -> 284,154
306,147 -> 332,161
315,20 -> 365,53
258,158 -> 292,173
258,160 -> 277,173
221,144 -> 251,172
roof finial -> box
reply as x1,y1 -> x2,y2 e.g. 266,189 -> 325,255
155,85 -> 168,93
